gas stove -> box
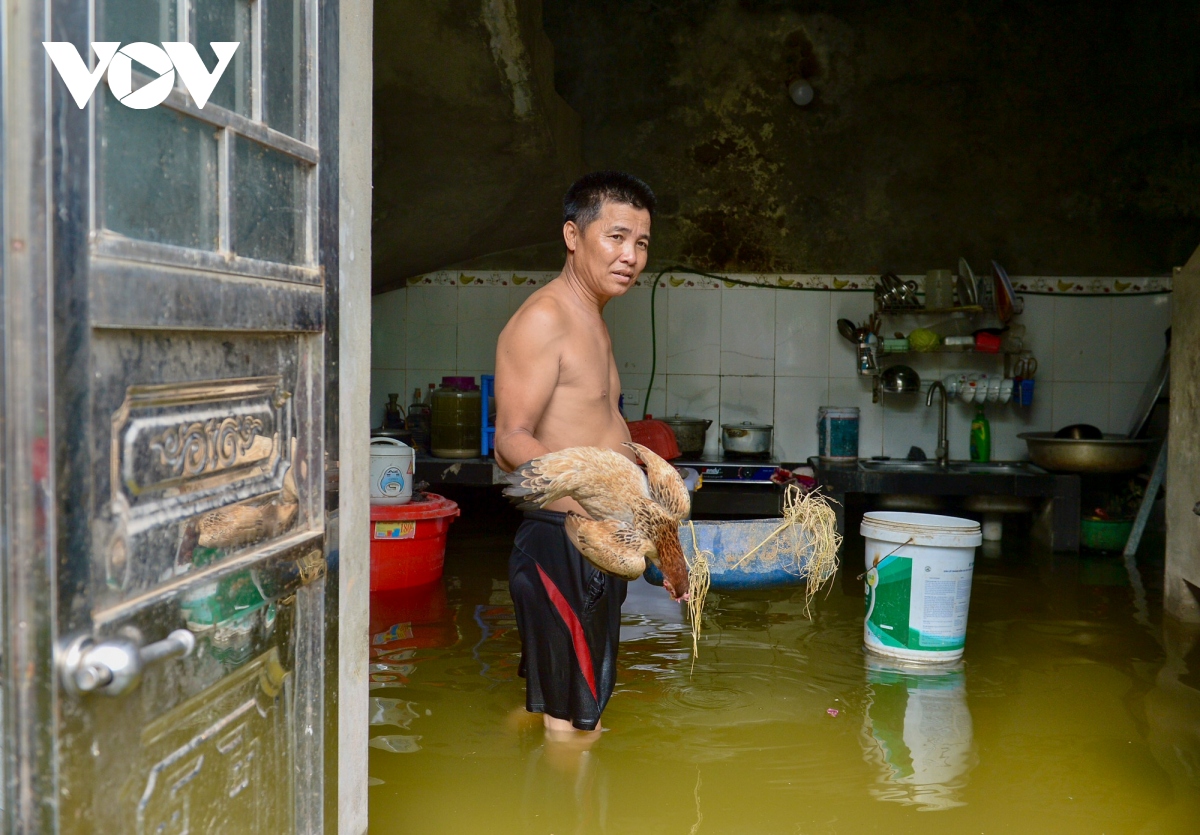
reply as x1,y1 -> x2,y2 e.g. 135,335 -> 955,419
674,456 -> 782,484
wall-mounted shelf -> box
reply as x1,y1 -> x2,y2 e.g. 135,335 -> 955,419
863,277 -> 1031,402
875,304 -> 985,316
879,348 -> 1019,357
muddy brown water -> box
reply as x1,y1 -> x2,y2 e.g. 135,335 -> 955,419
366,509 -> 1200,834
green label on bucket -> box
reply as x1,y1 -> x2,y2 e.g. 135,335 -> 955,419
865,555 -> 911,648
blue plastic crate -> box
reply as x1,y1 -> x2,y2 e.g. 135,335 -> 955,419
481,374 -> 495,456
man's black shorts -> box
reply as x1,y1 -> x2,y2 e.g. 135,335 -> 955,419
509,509 -> 628,731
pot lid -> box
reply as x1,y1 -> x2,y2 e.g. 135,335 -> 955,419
370,492 -> 460,520
721,421 -> 773,431
660,414 -> 711,424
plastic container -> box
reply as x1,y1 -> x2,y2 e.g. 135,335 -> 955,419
818,406 -> 860,460
969,407 -> 990,462
628,417 -> 682,459
370,493 -> 460,590
430,377 -> 482,458
1080,518 -> 1133,552
646,517 -> 832,590
370,437 -> 414,505
861,511 -> 982,664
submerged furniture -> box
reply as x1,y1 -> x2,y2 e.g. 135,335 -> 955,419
811,457 -> 1080,552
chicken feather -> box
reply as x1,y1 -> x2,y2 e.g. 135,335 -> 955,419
503,445 -> 692,600
623,442 -> 690,521
565,512 -> 652,580
505,446 -> 648,525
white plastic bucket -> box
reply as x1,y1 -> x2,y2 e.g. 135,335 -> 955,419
861,511 -> 982,664
370,437 -> 414,505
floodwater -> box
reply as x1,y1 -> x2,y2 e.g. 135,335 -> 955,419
366,506 -> 1200,834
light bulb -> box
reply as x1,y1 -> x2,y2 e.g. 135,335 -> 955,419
788,78 -> 814,107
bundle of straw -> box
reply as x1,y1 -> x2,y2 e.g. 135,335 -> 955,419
731,485 -> 841,615
683,485 -> 841,666
684,521 -> 712,673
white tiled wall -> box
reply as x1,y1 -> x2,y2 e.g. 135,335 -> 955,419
371,282 -> 1171,463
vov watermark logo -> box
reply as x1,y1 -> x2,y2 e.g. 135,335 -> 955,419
43,42 -> 240,110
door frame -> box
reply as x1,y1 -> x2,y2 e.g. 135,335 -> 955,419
0,0 -> 372,830
333,0 -> 372,833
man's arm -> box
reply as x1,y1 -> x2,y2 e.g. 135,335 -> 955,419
494,300 -> 565,472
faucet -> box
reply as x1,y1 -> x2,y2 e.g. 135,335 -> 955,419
926,381 -> 949,466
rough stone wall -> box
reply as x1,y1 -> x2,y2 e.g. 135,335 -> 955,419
372,0 -> 582,291
465,0 -> 1199,276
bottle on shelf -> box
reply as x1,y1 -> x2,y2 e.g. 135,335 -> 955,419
407,387 -> 431,453
969,406 -> 991,463
382,393 -> 405,431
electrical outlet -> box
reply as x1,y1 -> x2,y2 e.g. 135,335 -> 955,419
623,390 -> 640,406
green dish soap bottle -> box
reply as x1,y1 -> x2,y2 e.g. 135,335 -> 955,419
969,406 -> 991,462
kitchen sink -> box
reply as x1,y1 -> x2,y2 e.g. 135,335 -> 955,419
956,461 -> 1042,474
859,460 -> 1042,474
860,460 -> 952,472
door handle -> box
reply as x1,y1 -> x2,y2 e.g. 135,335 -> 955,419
59,629 -> 195,697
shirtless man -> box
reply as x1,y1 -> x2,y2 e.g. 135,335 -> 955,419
494,171 -> 655,740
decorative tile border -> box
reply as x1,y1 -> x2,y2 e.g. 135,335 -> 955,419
409,270 -> 560,287
1009,276 -> 1171,295
409,270 -> 1171,295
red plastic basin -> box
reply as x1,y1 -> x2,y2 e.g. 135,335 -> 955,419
370,493 -> 460,590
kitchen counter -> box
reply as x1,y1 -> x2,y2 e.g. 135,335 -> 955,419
414,452 -> 790,517
809,457 -> 1081,552
414,453 -> 506,486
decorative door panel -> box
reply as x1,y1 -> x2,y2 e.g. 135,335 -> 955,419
0,0 -> 336,831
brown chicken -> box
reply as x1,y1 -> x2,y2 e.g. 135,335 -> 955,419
503,442 -> 692,600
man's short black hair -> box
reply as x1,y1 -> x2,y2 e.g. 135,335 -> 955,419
563,171 -> 656,231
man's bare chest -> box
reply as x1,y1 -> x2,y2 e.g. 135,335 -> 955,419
557,327 -> 619,394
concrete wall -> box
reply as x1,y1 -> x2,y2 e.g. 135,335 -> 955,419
1166,248 -> 1200,622
371,273 -> 1170,464
525,0 -> 1200,277
371,0 -> 582,290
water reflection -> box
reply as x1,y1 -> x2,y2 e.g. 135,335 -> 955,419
518,741 -> 611,834
1143,619 -> 1200,831
180,563 -> 276,666
860,657 -> 976,810
368,581 -> 458,689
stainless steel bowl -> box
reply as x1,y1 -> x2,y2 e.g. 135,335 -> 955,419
1018,432 -> 1156,473
879,364 -> 921,394
721,421 -> 773,456
658,415 -> 712,458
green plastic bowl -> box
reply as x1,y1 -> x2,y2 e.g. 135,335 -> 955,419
1080,518 -> 1133,552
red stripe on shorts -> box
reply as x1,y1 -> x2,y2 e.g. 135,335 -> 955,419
535,563 -> 598,702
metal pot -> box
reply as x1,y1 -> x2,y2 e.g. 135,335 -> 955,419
1018,432 -> 1155,473
721,421 -> 773,457
658,415 -> 712,458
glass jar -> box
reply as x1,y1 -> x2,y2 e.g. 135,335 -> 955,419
430,377 -> 482,458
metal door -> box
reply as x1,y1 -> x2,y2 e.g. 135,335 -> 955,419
2,0 -> 340,830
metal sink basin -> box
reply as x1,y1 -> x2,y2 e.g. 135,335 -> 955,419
956,461 -> 1042,474
859,460 -> 951,472
859,459 -> 1041,475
